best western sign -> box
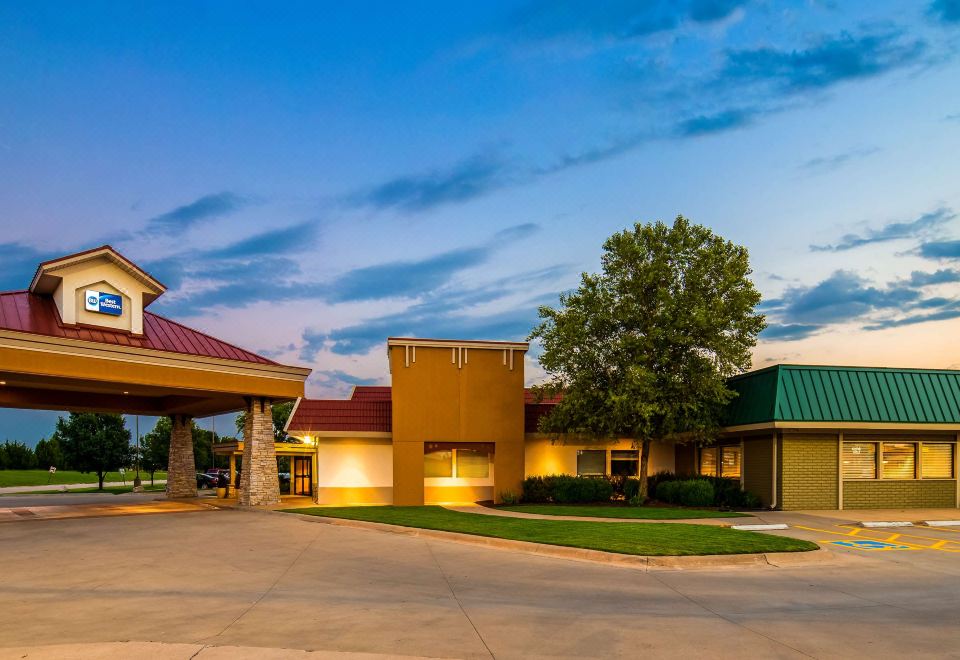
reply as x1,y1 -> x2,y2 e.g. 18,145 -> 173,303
84,289 -> 123,316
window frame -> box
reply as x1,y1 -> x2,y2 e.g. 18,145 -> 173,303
880,442 -> 918,480
610,449 -> 640,477
842,441 -> 879,480
576,449 -> 607,476
920,442 -> 955,480
719,445 -> 741,479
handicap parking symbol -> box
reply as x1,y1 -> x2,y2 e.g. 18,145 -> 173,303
830,539 -> 911,551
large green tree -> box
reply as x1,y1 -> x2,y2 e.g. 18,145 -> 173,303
34,437 -> 64,470
140,417 -> 171,485
55,413 -> 133,490
531,216 -> 765,499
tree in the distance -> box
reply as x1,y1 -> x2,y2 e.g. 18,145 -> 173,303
234,401 -> 295,442
140,417 -> 171,485
34,436 -> 65,470
55,413 -> 133,490
531,216 -> 765,501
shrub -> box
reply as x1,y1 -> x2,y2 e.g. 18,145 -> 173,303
677,479 -> 714,507
628,494 -> 647,507
0,440 -> 37,470
499,491 -> 520,506
521,475 -> 614,504
655,480 -> 680,504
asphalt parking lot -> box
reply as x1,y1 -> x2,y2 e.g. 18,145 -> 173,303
1,501 -> 959,659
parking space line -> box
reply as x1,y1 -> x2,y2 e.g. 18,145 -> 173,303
837,524 -> 960,548
793,524 -> 960,553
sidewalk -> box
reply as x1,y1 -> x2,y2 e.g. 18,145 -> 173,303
0,479 -> 167,495
443,503 -> 755,526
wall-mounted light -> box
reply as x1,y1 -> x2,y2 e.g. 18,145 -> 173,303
123,391 -> 129,395
0,381 -> 6,385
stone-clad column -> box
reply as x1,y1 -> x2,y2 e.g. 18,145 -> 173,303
239,397 -> 280,506
166,414 -> 196,498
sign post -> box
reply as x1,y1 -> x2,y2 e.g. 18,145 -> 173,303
47,466 -> 56,485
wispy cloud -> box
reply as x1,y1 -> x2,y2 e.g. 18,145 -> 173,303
919,238 -> 960,258
719,29 -> 927,93
674,108 -> 756,137
760,323 -> 823,341
0,242 -> 56,290
799,146 -> 880,173
763,270 -> 920,325
144,192 -> 248,234
928,0 -> 960,24
906,268 -> 960,286
350,154 -> 511,213
316,370 -> 381,388
206,221 -> 318,259
810,207 -> 955,252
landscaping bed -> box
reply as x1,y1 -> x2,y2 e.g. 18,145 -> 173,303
286,506 -> 816,556
496,503 -> 746,519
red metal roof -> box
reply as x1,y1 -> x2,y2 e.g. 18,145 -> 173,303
289,386 -> 559,434
287,398 -> 392,433
0,291 -> 276,365
350,386 -> 392,401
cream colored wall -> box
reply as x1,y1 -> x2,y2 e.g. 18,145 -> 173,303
315,439 -> 393,488
50,259 -> 152,334
524,437 -> 676,476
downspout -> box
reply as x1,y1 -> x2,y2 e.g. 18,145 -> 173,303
770,431 -> 778,510
837,432 -> 844,510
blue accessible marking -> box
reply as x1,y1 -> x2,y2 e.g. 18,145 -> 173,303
830,539 -> 911,551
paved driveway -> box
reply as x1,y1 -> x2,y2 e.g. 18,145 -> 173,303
1,506 -> 959,659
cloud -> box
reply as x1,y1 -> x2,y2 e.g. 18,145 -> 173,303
928,0 -> 960,24
675,108 -> 756,137
327,246 -> 490,303
919,239 -> 960,258
510,0 -> 749,44
351,154 -> 510,213
144,192 -> 248,234
799,146 -> 880,173
906,269 -> 960,286
768,270 -> 920,324
207,221 -> 318,259
863,306 -> 960,330
760,323 -> 823,341
316,370 -> 381,388
719,29 -> 927,93
0,242 -> 56,291
946,113 -> 960,121
811,207 -> 955,252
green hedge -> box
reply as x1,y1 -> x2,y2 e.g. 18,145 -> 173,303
654,479 -> 714,507
521,475 -> 614,504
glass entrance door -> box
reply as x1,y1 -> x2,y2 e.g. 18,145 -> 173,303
293,456 -> 312,496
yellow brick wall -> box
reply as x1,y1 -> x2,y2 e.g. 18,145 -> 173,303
843,480 -> 956,509
780,434 -> 839,510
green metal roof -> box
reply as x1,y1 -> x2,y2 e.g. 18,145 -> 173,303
725,365 -> 960,426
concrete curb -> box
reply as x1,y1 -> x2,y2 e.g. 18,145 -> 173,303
281,511 -> 832,571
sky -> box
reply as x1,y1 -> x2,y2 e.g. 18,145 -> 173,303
1,0 -> 960,443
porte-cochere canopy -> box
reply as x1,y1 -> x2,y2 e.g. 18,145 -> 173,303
0,245 -> 311,504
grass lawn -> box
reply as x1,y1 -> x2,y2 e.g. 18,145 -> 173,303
1,483 -> 167,496
286,506 -> 816,556
497,504 -> 747,519
0,470 -> 166,488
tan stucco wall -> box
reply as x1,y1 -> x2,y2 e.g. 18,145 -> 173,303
315,440 -> 393,488
390,342 -> 525,505
523,437 -> 675,477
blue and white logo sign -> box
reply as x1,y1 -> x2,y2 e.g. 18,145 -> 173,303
84,289 -> 123,316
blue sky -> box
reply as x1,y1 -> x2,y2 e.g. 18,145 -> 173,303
2,1 -> 960,443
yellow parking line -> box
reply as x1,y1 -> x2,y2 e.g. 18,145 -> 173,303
885,533 -> 901,542
837,524 -> 960,547
793,524 -> 960,552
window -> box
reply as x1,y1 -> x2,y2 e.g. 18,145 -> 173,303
611,450 -> 639,476
577,450 -> 606,476
843,442 -> 877,479
882,443 -> 916,480
720,446 -> 741,479
456,448 -> 490,478
699,447 -> 717,477
922,443 -> 954,479
424,449 -> 453,478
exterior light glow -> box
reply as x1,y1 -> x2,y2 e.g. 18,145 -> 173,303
123,391 -> 129,395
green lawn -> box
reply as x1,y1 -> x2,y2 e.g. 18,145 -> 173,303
0,470 -> 166,488
497,504 -> 747,519
1,483 -> 167,496
286,506 -> 816,556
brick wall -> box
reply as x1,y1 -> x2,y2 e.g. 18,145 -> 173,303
843,480 -> 957,509
743,437 -> 773,507
780,434 -> 839,510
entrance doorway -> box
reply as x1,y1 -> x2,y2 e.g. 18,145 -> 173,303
293,456 -> 313,496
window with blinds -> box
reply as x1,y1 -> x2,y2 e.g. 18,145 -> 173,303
424,449 -> 453,478
699,448 -> 717,477
610,450 -> 639,476
576,450 -> 606,476
922,443 -> 954,479
456,448 -> 490,478
881,443 -> 916,480
720,446 -> 741,478
842,442 -> 877,479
